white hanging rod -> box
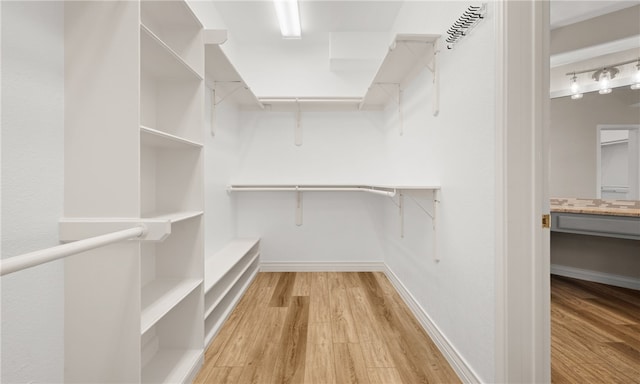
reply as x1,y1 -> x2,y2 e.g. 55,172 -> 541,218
259,97 -> 363,104
0,226 -> 146,277
228,185 -> 396,197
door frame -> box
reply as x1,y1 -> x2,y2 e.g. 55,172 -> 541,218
495,1 -> 551,382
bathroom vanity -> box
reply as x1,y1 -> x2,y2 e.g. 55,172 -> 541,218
550,198 -> 640,240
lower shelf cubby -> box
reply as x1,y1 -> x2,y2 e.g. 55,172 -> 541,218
142,287 -> 204,384
204,238 -> 260,347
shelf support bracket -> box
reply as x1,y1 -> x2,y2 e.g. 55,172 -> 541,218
210,87 -> 216,136
432,41 -> 440,117
398,190 -> 440,261
398,85 -> 404,136
295,188 -> 303,226
208,81 -> 245,137
399,192 -> 405,238
295,99 -> 303,146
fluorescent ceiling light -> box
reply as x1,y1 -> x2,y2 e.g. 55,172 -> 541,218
274,0 -> 301,39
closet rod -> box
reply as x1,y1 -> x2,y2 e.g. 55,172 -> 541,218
0,226 -> 146,277
259,97 -> 363,103
228,186 -> 396,197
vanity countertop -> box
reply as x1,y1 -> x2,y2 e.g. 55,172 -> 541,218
551,197 -> 640,217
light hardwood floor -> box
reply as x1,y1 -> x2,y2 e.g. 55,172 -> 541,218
195,272 -> 461,384
551,275 -> 640,384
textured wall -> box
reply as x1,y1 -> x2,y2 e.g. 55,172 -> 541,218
1,1 -> 64,382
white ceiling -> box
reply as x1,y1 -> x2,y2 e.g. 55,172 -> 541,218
213,1 -> 403,43
212,1 -> 639,44
550,0 -> 639,29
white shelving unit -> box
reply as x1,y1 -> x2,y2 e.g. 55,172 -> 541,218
64,1 -> 205,382
228,185 -> 441,259
238,34 -> 440,142
204,238 -> 260,347
139,0 -> 205,379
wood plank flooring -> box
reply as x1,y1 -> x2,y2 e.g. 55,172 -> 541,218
551,275 -> 640,384
195,272 -> 460,384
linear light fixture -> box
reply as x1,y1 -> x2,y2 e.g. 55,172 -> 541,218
565,57 -> 640,99
632,61 -> 640,90
274,0 -> 301,39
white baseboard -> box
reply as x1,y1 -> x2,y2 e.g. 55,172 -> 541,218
259,261 -> 385,272
551,264 -> 640,290
383,265 -> 482,384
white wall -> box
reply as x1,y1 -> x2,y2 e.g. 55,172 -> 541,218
204,91 -> 240,255
229,41 -> 377,97
234,110 -> 390,263
601,141 -> 629,189
1,1 -> 64,382
381,2 -> 496,382
550,90 -> 640,198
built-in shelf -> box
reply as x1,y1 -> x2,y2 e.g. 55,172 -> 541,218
204,35 -> 263,109
204,238 -> 260,348
204,238 -> 260,292
142,211 -> 203,224
361,34 -> 440,110
204,265 -> 258,347
142,348 -> 202,384
205,251 -> 259,318
141,126 -> 203,149
141,24 -> 203,81
141,278 -> 202,334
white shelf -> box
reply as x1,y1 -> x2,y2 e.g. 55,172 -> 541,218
141,126 -> 203,149
204,238 -> 260,293
204,264 -> 259,347
361,34 -> 440,110
258,97 -> 363,112
142,348 -> 202,384
228,183 -> 440,193
141,0 -> 202,32
142,211 -> 203,224
205,252 -> 259,318
141,278 -> 202,334
141,24 -> 202,81
205,39 -> 263,109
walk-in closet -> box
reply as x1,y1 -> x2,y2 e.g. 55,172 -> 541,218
6,1 -> 636,384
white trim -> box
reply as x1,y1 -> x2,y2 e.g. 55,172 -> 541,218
549,35 -> 640,68
495,1 -> 550,382
551,264 -> 640,291
259,261 -> 385,272
383,265 -> 482,384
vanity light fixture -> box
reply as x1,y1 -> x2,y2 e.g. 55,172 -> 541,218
593,67 -> 618,95
569,74 -> 583,100
631,61 -> 640,90
274,0 -> 301,39
566,57 -> 639,99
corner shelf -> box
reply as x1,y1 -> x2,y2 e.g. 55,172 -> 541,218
141,278 -> 202,334
204,34 -> 263,109
141,126 -> 203,149
361,34 -> 440,110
